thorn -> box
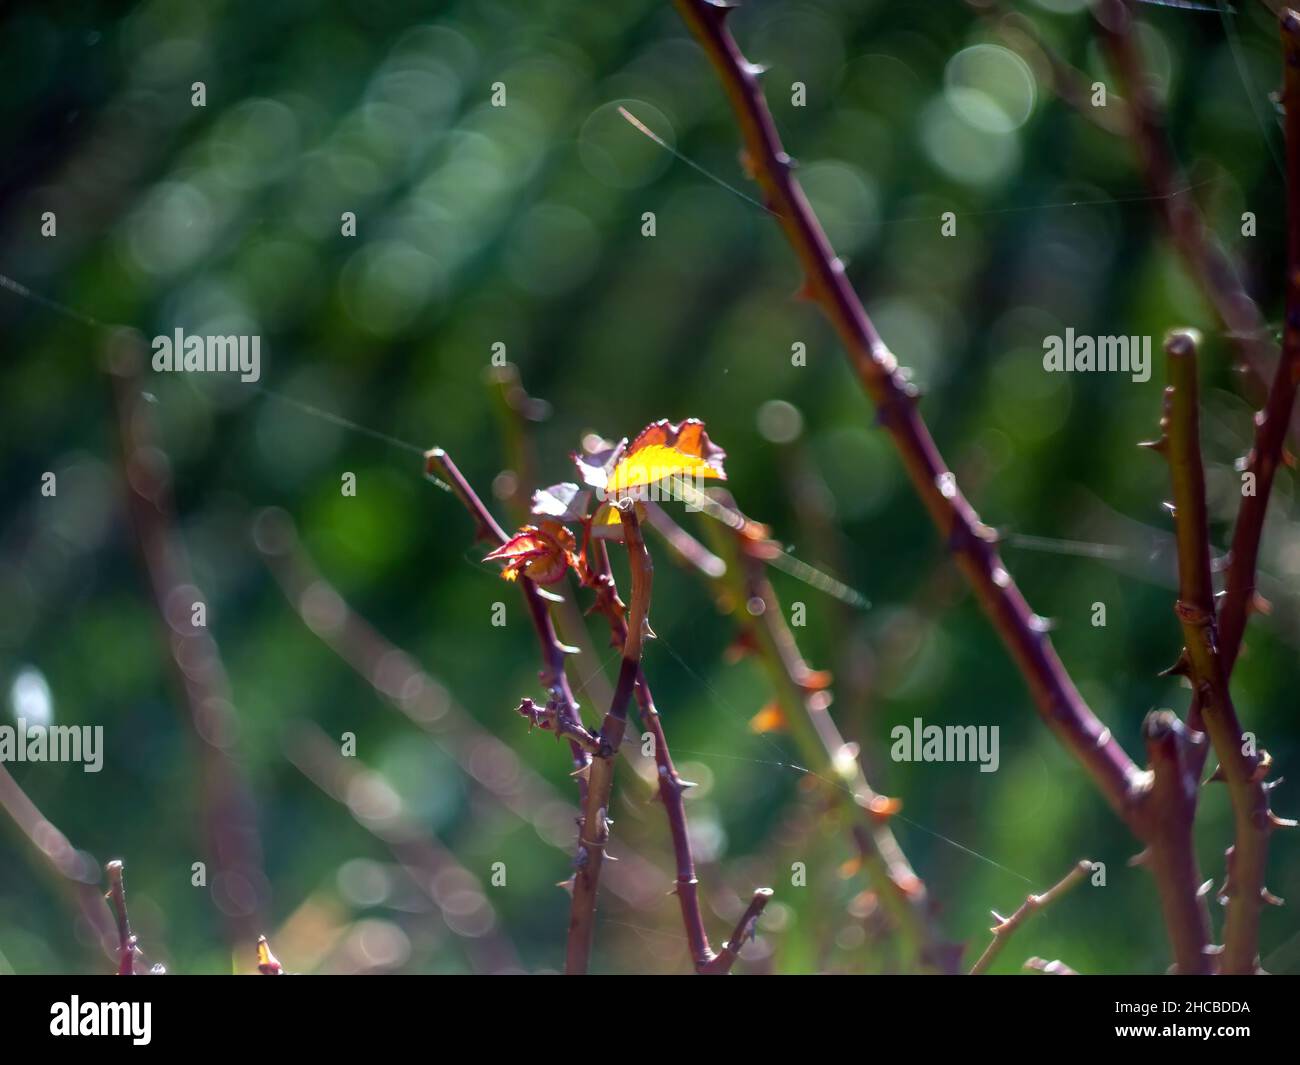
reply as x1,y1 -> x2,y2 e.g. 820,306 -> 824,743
535,587 -> 565,603
1269,811 -> 1298,829
1158,653 -> 1191,679
1205,763 -> 1226,784
1128,848 -> 1151,868
1251,750 -> 1274,783
1262,887 -> 1285,907
743,61 -> 769,78
1263,777 -> 1284,792
556,877 -> 575,895
557,641 -> 580,655
1138,437 -> 1168,454
1197,878 -> 1214,898
1250,592 -> 1272,617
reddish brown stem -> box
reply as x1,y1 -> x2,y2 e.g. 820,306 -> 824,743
564,506 -> 650,973
588,534 -> 765,974
700,888 -> 774,975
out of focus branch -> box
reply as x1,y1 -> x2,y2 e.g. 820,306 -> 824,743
700,501 -> 956,971
0,763 -> 118,963
969,1 -> 1128,135
103,328 -> 266,950
1094,0 -> 1284,417
284,720 -> 521,974
1218,10 -> 1300,673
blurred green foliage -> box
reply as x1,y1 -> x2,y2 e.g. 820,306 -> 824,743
0,0 -> 1297,973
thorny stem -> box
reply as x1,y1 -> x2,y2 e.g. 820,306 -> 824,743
425,448 -> 592,792
587,535 -> 769,974
672,0 -> 1142,827
702,508 -> 956,972
1093,0 -> 1284,419
969,859 -> 1092,976
105,860 -> 137,976
701,888 -> 774,974
565,505 -> 649,973
1218,10 -> 1300,674
1156,332 -> 1278,974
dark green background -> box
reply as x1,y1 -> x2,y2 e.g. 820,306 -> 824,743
0,0 -> 1296,973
